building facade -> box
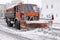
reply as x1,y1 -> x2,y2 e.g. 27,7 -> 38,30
0,4 -> 6,18
42,0 -> 60,23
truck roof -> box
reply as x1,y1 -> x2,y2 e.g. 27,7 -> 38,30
6,4 -> 37,10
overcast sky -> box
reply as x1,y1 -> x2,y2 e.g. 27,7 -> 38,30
0,0 -> 42,8
0,0 -> 13,4
22,0 -> 42,7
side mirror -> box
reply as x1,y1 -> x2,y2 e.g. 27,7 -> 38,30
38,8 -> 40,13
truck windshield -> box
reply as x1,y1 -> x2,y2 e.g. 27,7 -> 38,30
22,5 -> 38,12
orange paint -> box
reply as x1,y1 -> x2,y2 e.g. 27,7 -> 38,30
6,3 -> 50,28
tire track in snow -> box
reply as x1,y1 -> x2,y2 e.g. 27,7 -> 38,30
0,25 -> 32,40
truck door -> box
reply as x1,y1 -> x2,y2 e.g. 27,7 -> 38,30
14,6 -> 16,18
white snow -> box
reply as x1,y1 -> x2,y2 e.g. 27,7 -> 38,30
26,20 -> 49,24
52,23 -> 60,29
0,32 -> 16,40
0,19 -> 60,40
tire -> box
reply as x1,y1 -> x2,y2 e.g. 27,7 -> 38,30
7,21 -> 13,27
5,17 -> 8,23
15,20 -> 20,30
5,18 -> 13,27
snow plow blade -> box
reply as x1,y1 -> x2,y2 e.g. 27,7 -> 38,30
25,20 -> 53,28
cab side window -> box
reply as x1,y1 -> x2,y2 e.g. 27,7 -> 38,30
14,6 -> 16,13
16,6 -> 20,12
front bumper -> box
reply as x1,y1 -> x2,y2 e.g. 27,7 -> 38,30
26,20 -> 51,24
25,20 -> 53,28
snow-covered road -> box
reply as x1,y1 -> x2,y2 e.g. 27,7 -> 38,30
0,19 -> 32,40
0,30 -> 32,40
0,18 -> 60,40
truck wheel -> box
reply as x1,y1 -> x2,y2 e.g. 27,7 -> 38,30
5,18 -> 8,23
7,21 -> 13,27
15,20 -> 20,30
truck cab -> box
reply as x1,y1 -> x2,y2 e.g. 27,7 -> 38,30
16,4 -> 40,28
5,3 -> 54,30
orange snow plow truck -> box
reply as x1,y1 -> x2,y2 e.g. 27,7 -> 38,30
5,3 -> 54,30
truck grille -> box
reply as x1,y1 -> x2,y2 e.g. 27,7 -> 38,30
25,16 -> 39,21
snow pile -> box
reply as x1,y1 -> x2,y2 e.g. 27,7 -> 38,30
52,23 -> 60,29
19,28 -> 60,40
0,24 -> 60,40
0,19 -> 60,40
26,20 -> 48,24
0,32 -> 16,40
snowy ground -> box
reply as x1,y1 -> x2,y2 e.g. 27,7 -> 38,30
0,18 -> 60,40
